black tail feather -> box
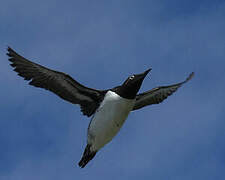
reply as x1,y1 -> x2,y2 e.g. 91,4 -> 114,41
79,144 -> 97,168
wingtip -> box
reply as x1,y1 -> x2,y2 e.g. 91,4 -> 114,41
6,47 -> 23,59
6,46 -> 14,57
180,72 -> 194,85
186,72 -> 195,82
7,46 -> 12,52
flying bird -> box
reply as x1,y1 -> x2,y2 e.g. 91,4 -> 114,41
7,47 -> 194,168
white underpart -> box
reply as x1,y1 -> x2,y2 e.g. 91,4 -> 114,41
87,91 -> 135,151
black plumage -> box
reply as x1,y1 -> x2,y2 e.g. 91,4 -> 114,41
7,47 -> 106,117
7,47 -> 194,168
7,47 -> 194,114
132,72 -> 194,110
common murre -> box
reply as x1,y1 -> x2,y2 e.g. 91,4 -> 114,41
7,47 -> 194,168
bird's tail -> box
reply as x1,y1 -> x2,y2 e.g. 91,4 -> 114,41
78,144 -> 97,168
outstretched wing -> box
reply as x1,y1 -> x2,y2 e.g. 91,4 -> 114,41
132,72 -> 194,111
7,47 -> 106,117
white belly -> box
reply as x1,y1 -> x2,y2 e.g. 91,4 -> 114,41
87,91 -> 135,151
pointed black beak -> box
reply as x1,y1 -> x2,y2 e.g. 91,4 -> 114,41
134,68 -> 151,81
139,68 -> 151,78
143,68 -> 151,76
120,68 -> 152,98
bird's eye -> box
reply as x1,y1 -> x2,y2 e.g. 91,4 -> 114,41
129,75 -> 135,80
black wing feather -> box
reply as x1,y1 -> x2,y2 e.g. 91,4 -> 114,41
133,72 -> 194,110
7,47 -> 106,117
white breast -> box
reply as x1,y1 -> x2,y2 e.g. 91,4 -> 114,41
87,91 -> 135,151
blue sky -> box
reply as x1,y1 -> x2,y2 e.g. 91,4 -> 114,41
1,0 -> 225,179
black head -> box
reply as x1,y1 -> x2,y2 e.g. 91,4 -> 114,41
113,68 -> 151,99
